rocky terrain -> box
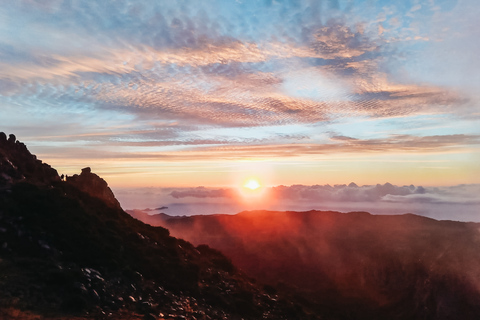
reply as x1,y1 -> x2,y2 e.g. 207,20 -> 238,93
132,210 -> 480,320
0,133 -> 60,187
0,133 -> 317,320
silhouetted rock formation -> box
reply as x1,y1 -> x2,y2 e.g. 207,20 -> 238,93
0,132 -> 60,187
142,210 -> 480,320
0,135 -> 316,320
66,167 -> 121,209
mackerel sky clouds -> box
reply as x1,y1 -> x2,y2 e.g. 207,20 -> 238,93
0,0 -> 479,194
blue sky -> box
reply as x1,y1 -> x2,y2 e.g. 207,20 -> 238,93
0,0 -> 479,197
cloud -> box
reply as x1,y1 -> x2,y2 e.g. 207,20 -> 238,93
310,21 -> 379,59
170,187 -> 233,199
327,134 -> 480,152
269,182 -> 424,202
114,183 -> 480,221
179,134 -> 480,160
166,183 -> 480,205
26,133 -> 480,163
382,184 -> 480,205
0,0 -> 467,127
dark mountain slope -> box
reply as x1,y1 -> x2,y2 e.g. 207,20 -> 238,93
0,134 -> 316,320
128,209 -> 178,226
137,209 -> 480,320
0,133 -> 60,186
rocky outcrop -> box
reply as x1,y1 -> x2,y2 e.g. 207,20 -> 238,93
66,167 -> 121,209
0,131 -> 119,208
0,132 -> 60,187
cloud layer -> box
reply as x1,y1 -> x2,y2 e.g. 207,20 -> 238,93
166,183 -> 480,205
114,183 -> 480,222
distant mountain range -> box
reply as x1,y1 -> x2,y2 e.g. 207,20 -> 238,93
0,133 -> 315,320
129,209 -> 480,320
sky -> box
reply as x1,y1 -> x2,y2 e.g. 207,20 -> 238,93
0,1 -> 479,219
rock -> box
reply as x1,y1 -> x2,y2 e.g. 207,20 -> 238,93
91,289 -> 101,302
0,133 -> 60,185
8,134 -> 15,143
66,167 -> 121,209
144,313 -> 157,320
73,282 -> 88,294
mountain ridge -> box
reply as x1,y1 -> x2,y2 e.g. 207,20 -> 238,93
0,133 -> 60,187
131,209 -> 480,319
0,134 -> 317,320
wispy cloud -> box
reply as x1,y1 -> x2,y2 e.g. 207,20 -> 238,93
0,1 -> 468,126
28,133 -> 480,162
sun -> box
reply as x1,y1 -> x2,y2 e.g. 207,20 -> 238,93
244,179 -> 261,190
238,177 -> 267,202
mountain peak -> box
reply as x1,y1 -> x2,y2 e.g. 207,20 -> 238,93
0,132 -> 60,187
66,166 -> 121,209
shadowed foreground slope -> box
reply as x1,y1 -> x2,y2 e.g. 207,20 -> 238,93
130,209 -> 480,320
0,133 -> 316,320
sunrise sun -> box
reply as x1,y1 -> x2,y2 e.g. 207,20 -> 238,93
244,179 -> 261,190
238,177 -> 267,201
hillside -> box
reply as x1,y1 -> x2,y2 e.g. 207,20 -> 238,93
0,133 -> 317,320
132,209 -> 480,320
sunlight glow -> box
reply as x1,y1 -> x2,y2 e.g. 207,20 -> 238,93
237,177 -> 269,205
244,179 -> 261,190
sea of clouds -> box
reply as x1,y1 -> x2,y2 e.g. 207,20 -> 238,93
114,183 -> 480,222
